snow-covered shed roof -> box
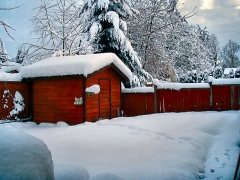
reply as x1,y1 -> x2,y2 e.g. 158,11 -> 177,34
0,62 -> 23,82
20,53 -> 132,81
0,70 -> 22,82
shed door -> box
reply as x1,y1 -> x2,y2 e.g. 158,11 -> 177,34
99,79 -> 111,119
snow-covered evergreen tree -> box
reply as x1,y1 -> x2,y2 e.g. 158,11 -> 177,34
0,37 -> 10,63
79,0 -> 152,86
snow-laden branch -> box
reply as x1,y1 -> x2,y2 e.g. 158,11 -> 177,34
0,6 -> 20,10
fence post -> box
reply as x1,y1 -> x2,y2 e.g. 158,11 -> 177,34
233,151 -> 240,180
154,85 -> 157,113
239,86 -> 240,107
209,82 -> 213,110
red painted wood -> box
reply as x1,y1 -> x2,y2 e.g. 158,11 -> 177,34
99,79 -> 111,119
33,77 -> 84,124
86,67 -> 121,122
122,93 -> 154,116
234,86 -> 240,110
156,88 -> 210,113
212,86 -> 231,111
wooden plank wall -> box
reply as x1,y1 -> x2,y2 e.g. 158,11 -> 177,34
212,85 -> 240,111
157,89 -> 210,113
122,85 -> 239,117
33,77 -> 84,124
86,68 -> 121,122
122,93 -> 154,116
0,82 -> 30,120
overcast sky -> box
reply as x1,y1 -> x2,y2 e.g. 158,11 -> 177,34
0,0 -> 240,58
180,0 -> 240,50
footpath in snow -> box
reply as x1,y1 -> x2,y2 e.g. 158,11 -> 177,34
0,111 -> 239,180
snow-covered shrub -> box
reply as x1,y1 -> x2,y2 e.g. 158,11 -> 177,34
235,67 -> 240,78
7,91 -> 25,121
2,89 -> 11,109
2,89 -> 26,123
228,69 -> 235,78
213,66 -> 223,79
179,70 -> 209,83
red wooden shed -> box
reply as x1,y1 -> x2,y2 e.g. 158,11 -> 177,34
20,53 -> 132,124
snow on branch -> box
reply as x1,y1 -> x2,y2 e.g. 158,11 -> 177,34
0,6 -> 20,10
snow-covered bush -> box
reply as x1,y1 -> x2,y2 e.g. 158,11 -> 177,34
2,89 -> 11,109
213,66 -> 223,79
8,91 -> 25,120
2,89 -> 25,122
179,70 -> 209,83
235,67 -> 240,78
228,69 -> 235,78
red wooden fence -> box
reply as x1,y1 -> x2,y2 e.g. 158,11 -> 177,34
212,85 -> 240,111
157,88 -> 210,113
122,82 -> 240,117
122,93 -> 154,117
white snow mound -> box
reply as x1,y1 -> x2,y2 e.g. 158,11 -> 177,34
0,126 -> 54,180
89,173 -> 123,180
54,164 -> 89,180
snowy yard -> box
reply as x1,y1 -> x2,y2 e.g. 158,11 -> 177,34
1,111 -> 240,180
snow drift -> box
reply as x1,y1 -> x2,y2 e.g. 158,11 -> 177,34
0,126 -> 54,180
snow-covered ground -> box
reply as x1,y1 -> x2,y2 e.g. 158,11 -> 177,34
0,111 -> 239,180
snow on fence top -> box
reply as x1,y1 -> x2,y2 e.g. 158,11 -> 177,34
122,87 -> 154,93
20,53 -> 132,81
153,79 -> 210,90
212,78 -> 240,85
157,83 -> 210,90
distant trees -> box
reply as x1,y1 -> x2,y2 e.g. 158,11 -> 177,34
220,40 -> 240,69
128,0 -> 181,82
128,0 -> 216,82
18,0 -> 85,65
